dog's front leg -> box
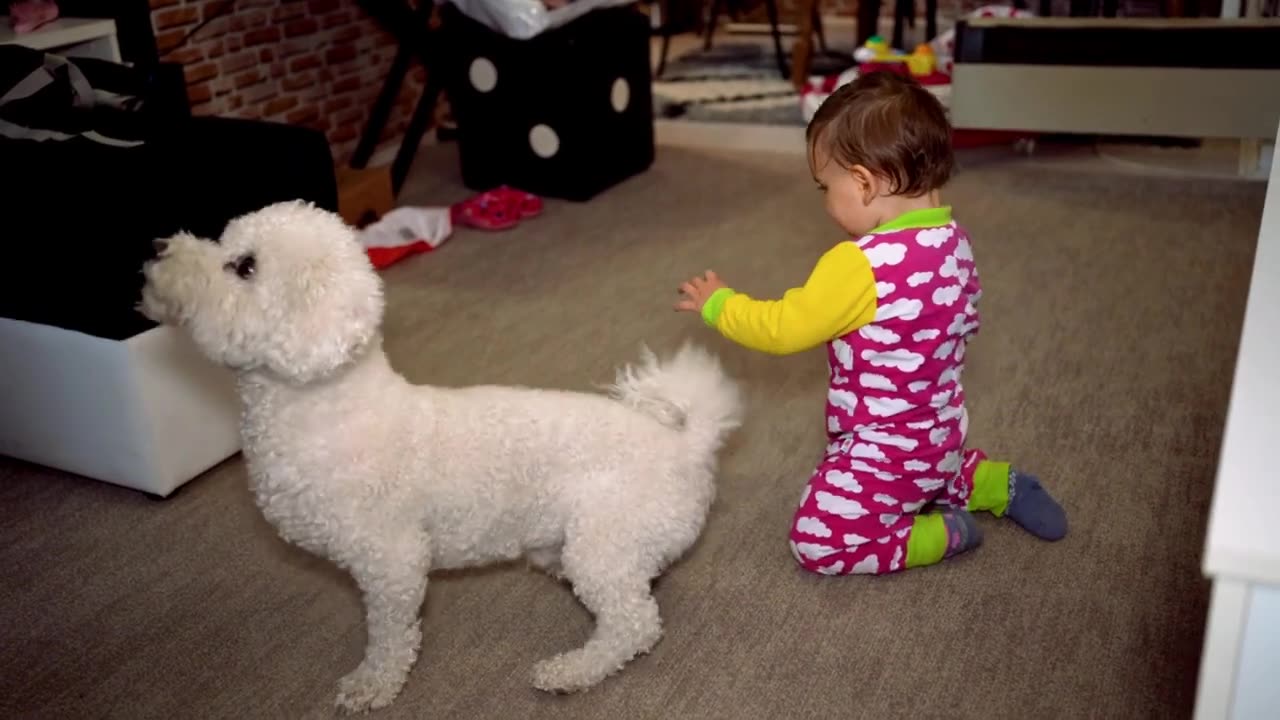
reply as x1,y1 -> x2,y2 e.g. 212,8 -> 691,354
335,532 -> 431,713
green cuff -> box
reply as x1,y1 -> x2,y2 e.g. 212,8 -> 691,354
968,460 -> 1011,517
905,513 -> 947,568
701,287 -> 736,328
870,206 -> 953,234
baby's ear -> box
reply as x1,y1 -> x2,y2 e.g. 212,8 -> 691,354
849,165 -> 877,204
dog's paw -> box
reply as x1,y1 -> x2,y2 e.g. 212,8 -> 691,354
531,650 -> 608,694
335,664 -> 406,713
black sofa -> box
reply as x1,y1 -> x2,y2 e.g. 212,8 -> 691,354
1,1 -> 338,341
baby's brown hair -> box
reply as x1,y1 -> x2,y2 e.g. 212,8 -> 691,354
806,71 -> 953,197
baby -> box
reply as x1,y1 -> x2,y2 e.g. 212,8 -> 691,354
675,71 -> 1067,576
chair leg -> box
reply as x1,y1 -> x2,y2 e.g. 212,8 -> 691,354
857,0 -> 880,47
925,0 -> 937,40
891,0 -> 907,48
704,0 -> 723,50
763,0 -> 788,79
812,3 -> 828,53
656,2 -> 672,78
391,56 -> 445,195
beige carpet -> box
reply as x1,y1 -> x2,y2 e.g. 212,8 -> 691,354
0,144 -> 1264,720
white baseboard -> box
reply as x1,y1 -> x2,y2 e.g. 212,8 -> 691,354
655,119 -> 805,155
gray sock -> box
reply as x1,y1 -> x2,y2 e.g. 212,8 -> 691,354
1006,470 -> 1068,541
940,509 -> 983,558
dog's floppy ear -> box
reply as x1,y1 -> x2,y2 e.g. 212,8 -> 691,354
225,201 -> 387,385
260,241 -> 385,385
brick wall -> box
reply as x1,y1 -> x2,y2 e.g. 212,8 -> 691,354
149,0 -> 426,164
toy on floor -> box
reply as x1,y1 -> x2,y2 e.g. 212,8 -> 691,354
852,36 -> 941,81
801,6 -> 1039,150
450,185 -> 543,231
139,201 -> 742,711
358,207 -> 453,269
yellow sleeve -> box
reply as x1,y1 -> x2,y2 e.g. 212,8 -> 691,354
700,242 -> 877,355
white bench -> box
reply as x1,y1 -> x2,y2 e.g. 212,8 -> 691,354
1194,120 -> 1280,719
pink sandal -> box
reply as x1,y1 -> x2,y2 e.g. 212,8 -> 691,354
450,186 -> 542,231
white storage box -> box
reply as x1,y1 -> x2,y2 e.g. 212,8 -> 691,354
0,318 -> 240,497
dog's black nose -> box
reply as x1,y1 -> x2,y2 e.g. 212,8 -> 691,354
153,238 -> 168,254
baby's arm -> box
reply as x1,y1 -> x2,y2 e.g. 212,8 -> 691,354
691,243 -> 877,355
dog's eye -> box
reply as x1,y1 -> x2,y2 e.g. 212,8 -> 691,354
225,254 -> 256,279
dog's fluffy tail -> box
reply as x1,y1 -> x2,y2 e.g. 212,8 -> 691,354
607,342 -> 743,455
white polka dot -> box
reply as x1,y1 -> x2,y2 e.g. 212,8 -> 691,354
610,77 -> 630,112
529,124 -> 560,158
468,57 -> 497,93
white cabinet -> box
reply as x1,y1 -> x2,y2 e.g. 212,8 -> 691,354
1195,120 -> 1280,719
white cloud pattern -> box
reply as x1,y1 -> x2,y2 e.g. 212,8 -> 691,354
843,532 -> 871,546
864,242 -> 908,268
904,459 -> 931,471
818,560 -> 846,576
858,429 -> 919,451
849,442 -> 887,460
859,373 -> 898,391
793,541 -> 839,561
916,226 -> 954,248
939,254 -> 959,278
907,271 -> 935,287
850,555 -> 880,574
876,281 -> 896,297
914,477 -> 945,492
873,493 -> 899,506
875,297 -> 925,322
859,325 -> 901,344
829,389 -> 859,414
825,470 -> 863,493
937,366 -> 958,386
936,450 -> 962,474
864,396 -> 916,417
832,338 -> 854,369
796,516 -> 832,538
913,328 -> 940,341
930,426 -> 952,446
815,491 -> 869,519
861,348 -> 926,372
933,285 -> 962,306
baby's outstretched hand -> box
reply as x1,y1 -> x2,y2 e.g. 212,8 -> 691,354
675,271 -> 726,313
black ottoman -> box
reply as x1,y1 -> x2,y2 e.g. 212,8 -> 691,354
441,3 -> 655,202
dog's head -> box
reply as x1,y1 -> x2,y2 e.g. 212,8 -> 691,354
140,201 -> 384,384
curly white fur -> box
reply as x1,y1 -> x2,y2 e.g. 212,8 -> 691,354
140,201 -> 742,712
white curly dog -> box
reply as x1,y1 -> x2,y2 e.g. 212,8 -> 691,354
139,201 -> 743,712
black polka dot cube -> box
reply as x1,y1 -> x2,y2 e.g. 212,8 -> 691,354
441,4 -> 655,202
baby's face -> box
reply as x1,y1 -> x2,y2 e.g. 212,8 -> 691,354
810,145 -> 880,237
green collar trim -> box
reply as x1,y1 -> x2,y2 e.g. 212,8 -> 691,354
871,206 -> 952,233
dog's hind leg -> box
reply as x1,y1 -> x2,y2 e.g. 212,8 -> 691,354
334,531 -> 431,713
530,539 -> 662,693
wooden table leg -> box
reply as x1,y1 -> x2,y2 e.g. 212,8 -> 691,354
789,0 -> 819,89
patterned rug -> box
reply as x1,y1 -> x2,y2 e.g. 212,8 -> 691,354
653,43 -> 850,127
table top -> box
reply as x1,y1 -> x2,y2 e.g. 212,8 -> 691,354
0,17 -> 117,51
1202,123 -> 1280,586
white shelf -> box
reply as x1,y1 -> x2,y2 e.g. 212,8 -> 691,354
1202,119 -> 1280,587
0,16 -> 120,63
